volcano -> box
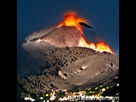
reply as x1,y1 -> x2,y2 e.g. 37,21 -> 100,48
22,12 -> 114,54
18,12 -> 119,101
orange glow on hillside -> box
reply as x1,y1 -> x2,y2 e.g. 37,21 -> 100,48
57,11 -> 115,54
78,37 -> 115,54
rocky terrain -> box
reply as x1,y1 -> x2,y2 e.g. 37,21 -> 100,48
17,47 -> 119,102
17,47 -> 98,78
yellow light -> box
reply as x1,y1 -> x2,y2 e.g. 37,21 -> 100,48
100,85 -> 103,87
27,94 -> 30,97
105,96 -> 109,99
97,92 -> 102,96
95,87 -> 98,90
90,91 -> 92,93
107,87 -> 109,89
110,85 -> 113,88
102,88 -> 106,92
40,97 -> 43,100
117,84 -> 119,86
45,94 -> 49,97
112,100 -> 115,102
108,96 -> 113,100
115,76 -> 118,79
88,88 -> 91,90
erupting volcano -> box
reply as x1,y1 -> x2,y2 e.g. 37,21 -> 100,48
19,11 -> 119,101
58,12 -> 114,54
22,11 -> 115,54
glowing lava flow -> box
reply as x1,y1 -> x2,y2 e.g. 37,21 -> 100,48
78,37 -> 115,54
58,12 -> 115,54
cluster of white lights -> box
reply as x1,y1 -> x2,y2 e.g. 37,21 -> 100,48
23,77 -> 119,102
24,97 -> 35,101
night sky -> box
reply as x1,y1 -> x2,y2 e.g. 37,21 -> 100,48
17,0 -> 119,55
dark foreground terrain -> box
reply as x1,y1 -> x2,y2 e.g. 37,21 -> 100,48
17,46 -> 119,102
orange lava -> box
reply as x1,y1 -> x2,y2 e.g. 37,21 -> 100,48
78,37 -> 115,54
58,12 -> 87,34
58,12 -> 115,54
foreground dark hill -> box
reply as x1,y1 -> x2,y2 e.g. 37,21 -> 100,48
17,45 -> 98,78
17,46 -> 119,94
